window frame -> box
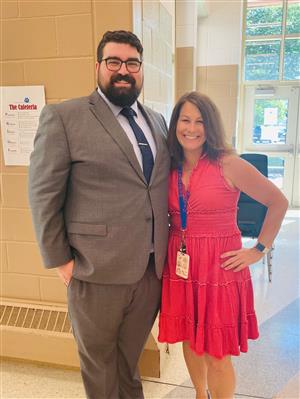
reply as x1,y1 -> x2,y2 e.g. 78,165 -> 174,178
243,0 -> 300,83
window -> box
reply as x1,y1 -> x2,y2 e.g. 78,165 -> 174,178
252,98 -> 288,145
246,3 -> 283,36
244,0 -> 300,81
268,157 -> 285,188
245,40 -> 281,80
284,38 -> 300,79
286,0 -> 300,33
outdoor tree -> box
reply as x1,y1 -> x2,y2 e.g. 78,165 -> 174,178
245,2 -> 300,80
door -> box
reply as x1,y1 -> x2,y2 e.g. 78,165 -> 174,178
242,85 -> 300,206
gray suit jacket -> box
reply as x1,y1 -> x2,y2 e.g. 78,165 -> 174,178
29,90 -> 170,284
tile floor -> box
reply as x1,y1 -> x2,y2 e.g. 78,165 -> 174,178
1,210 -> 299,399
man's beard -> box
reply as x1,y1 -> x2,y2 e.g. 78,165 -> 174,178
98,73 -> 142,107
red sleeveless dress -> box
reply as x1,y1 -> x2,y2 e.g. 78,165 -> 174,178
158,156 -> 259,359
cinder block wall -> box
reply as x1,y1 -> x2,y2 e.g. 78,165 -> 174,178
1,0 -> 174,306
1,0 -> 97,304
0,0 -> 174,375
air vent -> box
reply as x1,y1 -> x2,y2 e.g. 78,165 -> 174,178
0,302 -> 72,334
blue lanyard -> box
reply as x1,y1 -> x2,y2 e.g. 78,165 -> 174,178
178,165 -> 190,242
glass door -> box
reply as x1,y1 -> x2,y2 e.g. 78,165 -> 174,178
242,85 -> 300,206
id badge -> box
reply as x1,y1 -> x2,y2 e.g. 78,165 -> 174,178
176,251 -> 190,279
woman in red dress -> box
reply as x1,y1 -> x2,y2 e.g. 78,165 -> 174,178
158,92 -> 288,399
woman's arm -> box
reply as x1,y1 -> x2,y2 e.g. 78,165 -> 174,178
220,155 -> 289,272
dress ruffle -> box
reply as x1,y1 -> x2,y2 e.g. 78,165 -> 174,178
158,158 -> 259,359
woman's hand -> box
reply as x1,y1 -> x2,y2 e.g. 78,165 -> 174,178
220,247 -> 264,272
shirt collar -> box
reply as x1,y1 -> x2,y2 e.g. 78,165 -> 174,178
97,87 -> 139,117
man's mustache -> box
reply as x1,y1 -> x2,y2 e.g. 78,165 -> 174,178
110,74 -> 136,85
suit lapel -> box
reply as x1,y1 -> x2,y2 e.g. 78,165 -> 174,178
88,91 -> 146,183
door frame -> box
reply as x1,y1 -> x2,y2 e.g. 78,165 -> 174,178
238,83 -> 300,206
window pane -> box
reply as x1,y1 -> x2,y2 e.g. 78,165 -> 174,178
284,38 -> 300,80
252,99 -> 288,145
245,40 -> 280,80
268,157 -> 285,189
246,3 -> 283,36
286,1 -> 300,34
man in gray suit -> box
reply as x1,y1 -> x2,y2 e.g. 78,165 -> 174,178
29,30 -> 170,399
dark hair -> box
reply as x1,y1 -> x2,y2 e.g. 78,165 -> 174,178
97,30 -> 143,62
167,91 -> 234,169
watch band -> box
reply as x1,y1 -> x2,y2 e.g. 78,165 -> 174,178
255,242 -> 270,254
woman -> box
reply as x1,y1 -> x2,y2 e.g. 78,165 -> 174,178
158,92 -> 288,399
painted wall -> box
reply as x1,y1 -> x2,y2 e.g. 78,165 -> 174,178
197,0 -> 242,67
196,0 -> 243,140
0,0 -> 175,373
1,0 -> 97,304
175,0 -> 198,99
0,0 -> 174,305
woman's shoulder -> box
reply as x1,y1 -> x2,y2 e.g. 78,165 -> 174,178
218,153 -> 247,190
220,153 -> 244,169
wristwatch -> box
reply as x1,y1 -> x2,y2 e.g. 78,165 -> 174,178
254,242 -> 270,254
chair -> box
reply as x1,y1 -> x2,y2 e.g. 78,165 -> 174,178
237,153 -> 274,282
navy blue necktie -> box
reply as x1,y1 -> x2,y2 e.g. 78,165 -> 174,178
121,107 -> 154,184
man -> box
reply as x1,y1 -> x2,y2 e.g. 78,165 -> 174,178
29,30 -> 170,399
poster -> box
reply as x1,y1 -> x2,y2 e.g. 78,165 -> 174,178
264,107 -> 278,126
0,85 -> 45,166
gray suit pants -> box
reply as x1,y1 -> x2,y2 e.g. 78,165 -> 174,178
67,255 -> 161,399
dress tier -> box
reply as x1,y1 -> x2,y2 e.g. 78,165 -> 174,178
158,156 -> 259,359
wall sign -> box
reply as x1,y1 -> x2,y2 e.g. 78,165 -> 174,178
0,86 -> 45,166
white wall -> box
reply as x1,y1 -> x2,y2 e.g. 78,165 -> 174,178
197,0 -> 243,66
176,0 -> 198,47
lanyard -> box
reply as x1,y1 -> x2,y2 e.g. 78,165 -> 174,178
178,165 -> 190,252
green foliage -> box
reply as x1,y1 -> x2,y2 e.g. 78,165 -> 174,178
286,3 -> 300,34
246,5 -> 282,36
246,2 -> 300,36
284,38 -> 300,79
254,99 -> 288,126
245,2 -> 300,80
246,41 -> 280,55
245,41 -> 280,80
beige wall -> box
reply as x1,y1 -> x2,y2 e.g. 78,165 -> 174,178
196,1 -> 242,141
175,0 -> 197,100
1,0 -> 174,305
0,0 -> 174,373
1,0 -> 98,304
176,47 -> 195,99
141,1 -> 174,120
197,65 -> 238,140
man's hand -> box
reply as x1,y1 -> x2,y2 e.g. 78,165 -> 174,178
56,259 -> 74,286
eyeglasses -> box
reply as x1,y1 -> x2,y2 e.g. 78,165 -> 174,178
100,57 -> 142,73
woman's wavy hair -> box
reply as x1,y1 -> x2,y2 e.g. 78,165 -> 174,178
167,91 -> 234,169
